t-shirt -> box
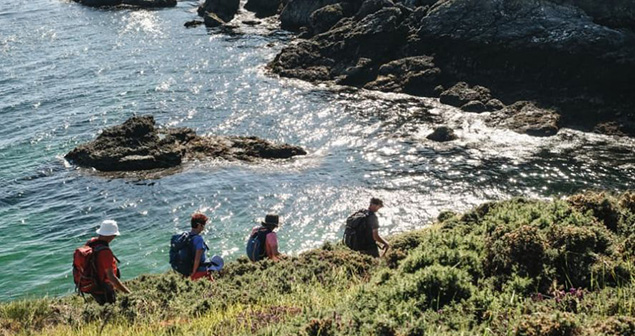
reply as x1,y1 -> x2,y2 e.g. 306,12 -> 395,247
88,238 -> 117,286
250,227 -> 278,259
367,211 -> 379,230
190,232 -> 209,270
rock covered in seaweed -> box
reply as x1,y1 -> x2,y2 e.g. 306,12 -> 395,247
65,116 -> 307,172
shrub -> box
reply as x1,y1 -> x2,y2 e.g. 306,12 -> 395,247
392,265 -> 474,309
568,192 -> 620,232
590,316 -> 635,336
485,225 -> 546,279
514,312 -> 579,336
547,225 -> 609,288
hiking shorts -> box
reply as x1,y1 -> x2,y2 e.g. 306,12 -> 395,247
360,247 -> 380,258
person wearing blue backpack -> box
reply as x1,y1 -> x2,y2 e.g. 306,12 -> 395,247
246,214 -> 281,262
170,213 -> 224,281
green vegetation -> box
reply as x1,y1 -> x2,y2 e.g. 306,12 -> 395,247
1,191 -> 634,335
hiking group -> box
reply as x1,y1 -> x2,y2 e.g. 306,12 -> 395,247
72,197 -> 387,305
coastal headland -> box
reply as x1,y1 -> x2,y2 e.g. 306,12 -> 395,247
1,192 -> 633,335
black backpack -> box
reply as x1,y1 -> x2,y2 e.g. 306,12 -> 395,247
169,232 -> 195,276
343,209 -> 371,251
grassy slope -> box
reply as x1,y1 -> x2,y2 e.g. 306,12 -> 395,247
1,191 -> 634,336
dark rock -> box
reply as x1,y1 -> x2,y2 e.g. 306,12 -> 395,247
336,57 -> 376,86
418,0 -> 635,99
73,0 -> 176,7
245,0 -> 283,18
427,126 -> 457,142
242,20 -> 262,26
460,100 -> 487,113
485,99 -> 505,111
204,12 -> 226,27
184,20 -> 205,28
270,0 -> 635,134
355,0 -> 394,20
550,0 -> 635,30
487,101 -> 560,137
198,0 -> 240,23
363,56 -> 440,95
280,0 -> 344,31
65,116 -> 307,172
75,0 -> 121,6
122,0 -> 176,7
439,82 -> 491,108
310,4 -> 346,35
270,40 -> 334,81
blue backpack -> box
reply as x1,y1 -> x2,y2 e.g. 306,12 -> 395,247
169,232 -> 195,276
246,227 -> 272,262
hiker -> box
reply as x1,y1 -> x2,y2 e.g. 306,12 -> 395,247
343,197 -> 389,257
246,214 -> 281,261
170,213 -> 224,281
73,220 -> 131,305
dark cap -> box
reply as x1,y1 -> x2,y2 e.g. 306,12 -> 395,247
262,214 -> 279,227
370,198 -> 384,207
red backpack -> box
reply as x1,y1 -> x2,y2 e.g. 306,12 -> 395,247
72,241 -> 111,293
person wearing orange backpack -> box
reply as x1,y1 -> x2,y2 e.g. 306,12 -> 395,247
74,220 -> 131,305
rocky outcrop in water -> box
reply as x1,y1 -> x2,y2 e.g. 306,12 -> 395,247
73,0 -> 176,8
65,116 -> 307,172
269,0 -> 635,136
426,126 -> 457,142
198,0 -> 241,26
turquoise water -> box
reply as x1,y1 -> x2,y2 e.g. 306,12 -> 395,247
1,0 -> 635,302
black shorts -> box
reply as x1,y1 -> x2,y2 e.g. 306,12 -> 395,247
360,247 -> 380,258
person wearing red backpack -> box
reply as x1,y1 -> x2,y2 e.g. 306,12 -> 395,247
74,220 -> 131,305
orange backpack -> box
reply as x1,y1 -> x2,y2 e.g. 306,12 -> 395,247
72,241 -> 111,293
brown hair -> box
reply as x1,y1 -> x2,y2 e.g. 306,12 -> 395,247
191,213 -> 208,228
370,198 -> 384,207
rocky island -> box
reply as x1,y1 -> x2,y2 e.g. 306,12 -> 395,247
64,115 -> 307,172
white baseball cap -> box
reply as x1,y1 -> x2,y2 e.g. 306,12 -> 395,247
96,220 -> 120,236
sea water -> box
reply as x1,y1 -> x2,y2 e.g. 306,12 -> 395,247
1,0 -> 634,301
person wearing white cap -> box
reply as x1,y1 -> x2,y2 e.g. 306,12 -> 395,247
85,219 -> 131,304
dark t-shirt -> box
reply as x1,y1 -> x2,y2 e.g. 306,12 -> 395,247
359,210 -> 379,250
367,211 -> 379,230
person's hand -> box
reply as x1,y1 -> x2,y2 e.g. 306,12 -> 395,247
381,243 -> 390,257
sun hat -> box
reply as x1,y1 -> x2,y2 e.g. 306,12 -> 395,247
96,219 -> 120,236
206,255 -> 224,272
261,214 -> 279,227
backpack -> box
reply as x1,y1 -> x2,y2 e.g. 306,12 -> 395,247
170,232 -> 195,276
343,209 -> 371,251
72,240 -> 113,294
246,227 -> 272,262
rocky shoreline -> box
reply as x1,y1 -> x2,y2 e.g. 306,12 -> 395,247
72,0 -> 635,137
262,0 -> 635,137
187,0 -> 635,137
64,116 -> 307,172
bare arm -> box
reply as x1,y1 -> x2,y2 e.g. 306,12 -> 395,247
372,229 -> 390,250
106,269 -> 131,294
266,242 -> 280,261
191,249 -> 203,278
